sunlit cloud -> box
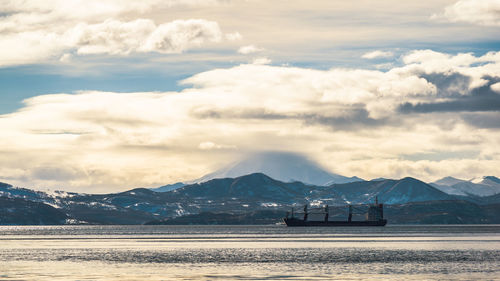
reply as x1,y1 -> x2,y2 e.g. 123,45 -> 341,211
361,50 -> 394,59
251,57 -> 272,65
238,45 -> 264,54
198,141 -> 237,150
0,0 -> 231,66
0,18 -> 225,66
432,0 -> 500,26
492,82 -> 500,94
0,50 -> 499,192
1,0 -> 499,193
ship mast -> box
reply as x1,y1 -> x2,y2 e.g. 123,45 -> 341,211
324,205 -> 329,222
348,205 -> 352,222
303,205 -> 308,221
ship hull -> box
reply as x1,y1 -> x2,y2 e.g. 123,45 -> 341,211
283,218 -> 387,227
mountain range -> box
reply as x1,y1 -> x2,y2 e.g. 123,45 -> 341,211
151,152 -> 500,198
431,176 -> 500,197
1,172 -> 500,225
1,152 -> 499,225
430,176 -> 500,197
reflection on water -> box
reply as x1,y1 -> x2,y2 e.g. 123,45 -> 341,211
0,225 -> 499,280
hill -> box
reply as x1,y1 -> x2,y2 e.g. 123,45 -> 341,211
0,197 -> 68,225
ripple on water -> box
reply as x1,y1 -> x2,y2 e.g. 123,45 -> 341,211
0,225 -> 499,280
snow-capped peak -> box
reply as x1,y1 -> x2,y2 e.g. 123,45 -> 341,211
432,176 -> 466,186
189,151 -> 362,186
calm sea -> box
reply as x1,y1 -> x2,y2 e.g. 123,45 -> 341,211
0,225 -> 499,280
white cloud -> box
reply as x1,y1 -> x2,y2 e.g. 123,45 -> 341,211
400,49 -> 500,91
251,57 -> 272,65
361,50 -> 394,59
0,0 -> 224,41
70,19 -> 157,55
198,141 -> 237,150
491,82 -> 500,93
0,0 -> 231,66
1,0 -> 498,68
432,0 -> 500,26
0,50 -> 499,191
139,19 -> 222,54
238,45 -> 264,54
0,18 -> 223,66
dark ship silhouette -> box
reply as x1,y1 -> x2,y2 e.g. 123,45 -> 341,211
283,197 -> 387,226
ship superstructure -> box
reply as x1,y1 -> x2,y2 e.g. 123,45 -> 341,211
283,197 -> 387,226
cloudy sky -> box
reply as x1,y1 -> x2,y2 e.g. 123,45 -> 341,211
0,0 -> 499,192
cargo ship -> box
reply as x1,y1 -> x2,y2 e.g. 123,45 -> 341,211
283,197 -> 387,226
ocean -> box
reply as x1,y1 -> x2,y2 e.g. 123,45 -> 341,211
0,225 -> 499,280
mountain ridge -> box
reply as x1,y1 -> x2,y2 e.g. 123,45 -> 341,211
1,173 -> 500,225
431,176 -> 500,197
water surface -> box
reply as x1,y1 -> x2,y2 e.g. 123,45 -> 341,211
0,225 -> 499,280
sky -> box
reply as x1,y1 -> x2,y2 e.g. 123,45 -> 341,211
0,0 -> 499,193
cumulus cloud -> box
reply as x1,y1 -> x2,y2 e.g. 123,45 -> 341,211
361,50 -> 394,59
432,0 -> 500,26
399,77 -> 500,113
237,45 -> 264,54
140,19 -> 222,53
0,18 -> 223,66
0,0 -> 230,66
400,50 -> 500,91
0,50 -> 499,191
